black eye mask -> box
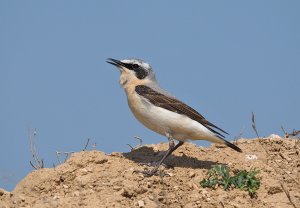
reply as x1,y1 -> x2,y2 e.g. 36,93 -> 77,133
124,63 -> 148,79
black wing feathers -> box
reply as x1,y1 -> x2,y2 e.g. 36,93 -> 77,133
135,85 -> 228,138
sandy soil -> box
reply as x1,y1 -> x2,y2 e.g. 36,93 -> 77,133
0,136 -> 299,208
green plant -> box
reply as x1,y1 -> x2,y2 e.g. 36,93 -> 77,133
200,165 -> 260,197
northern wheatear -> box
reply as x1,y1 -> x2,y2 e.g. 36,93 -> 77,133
107,58 -> 242,175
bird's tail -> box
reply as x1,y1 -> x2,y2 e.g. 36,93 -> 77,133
222,139 -> 242,152
208,135 -> 242,152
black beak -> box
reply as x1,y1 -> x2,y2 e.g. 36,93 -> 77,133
106,58 -> 124,67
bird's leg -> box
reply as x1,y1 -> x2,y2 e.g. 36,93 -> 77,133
156,140 -> 184,167
140,139 -> 184,177
168,137 -> 175,149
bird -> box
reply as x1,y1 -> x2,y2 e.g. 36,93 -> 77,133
106,58 -> 242,175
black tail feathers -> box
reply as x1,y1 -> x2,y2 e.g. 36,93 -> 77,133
224,140 -> 242,152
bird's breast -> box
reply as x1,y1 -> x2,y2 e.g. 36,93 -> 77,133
126,91 -> 169,136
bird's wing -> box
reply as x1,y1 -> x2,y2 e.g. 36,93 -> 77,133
135,85 -> 228,138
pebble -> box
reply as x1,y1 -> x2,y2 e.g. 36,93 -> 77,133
268,186 -> 282,194
81,168 -> 88,175
137,200 -> 145,207
245,154 -> 258,160
183,202 -> 195,208
95,158 -> 108,164
19,195 -> 25,202
135,186 -> 148,194
189,171 -> 196,178
73,191 -> 80,197
113,186 -> 122,191
110,152 -> 121,156
199,147 -> 206,152
264,166 -> 274,173
53,194 -> 60,200
158,196 -> 164,201
192,183 -> 199,190
0,189 -> 9,196
200,189 -> 208,196
146,182 -> 152,188
166,172 -> 174,177
268,134 -> 281,139
121,188 -> 134,198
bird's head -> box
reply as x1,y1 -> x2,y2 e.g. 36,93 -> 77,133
106,58 -> 156,87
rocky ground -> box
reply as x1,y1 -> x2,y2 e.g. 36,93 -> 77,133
0,136 -> 299,208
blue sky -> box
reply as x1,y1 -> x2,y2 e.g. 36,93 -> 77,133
1,1 -> 299,191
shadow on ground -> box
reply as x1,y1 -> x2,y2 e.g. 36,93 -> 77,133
122,145 -> 224,169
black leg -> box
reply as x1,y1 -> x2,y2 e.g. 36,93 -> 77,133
157,141 -> 184,167
139,140 -> 184,177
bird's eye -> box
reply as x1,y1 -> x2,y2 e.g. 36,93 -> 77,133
132,64 -> 139,69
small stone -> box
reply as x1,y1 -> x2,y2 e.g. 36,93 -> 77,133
189,172 -> 196,178
166,172 -> 173,177
138,174 -> 145,179
0,188 -> 9,196
63,184 -> 69,189
113,186 -> 122,191
158,196 -> 164,201
184,203 -> 195,208
73,191 -> 80,197
201,189 -> 208,195
53,194 -> 60,200
121,188 -> 134,198
188,182 -> 193,189
245,154 -> 258,160
268,134 -> 281,139
137,200 -> 145,207
268,186 -> 282,194
19,195 -> 25,202
81,168 -> 88,175
147,182 -> 152,188
192,183 -> 199,190
199,147 -> 206,152
135,186 -> 148,194
110,152 -> 122,157
95,158 -> 108,164
264,166 -> 274,173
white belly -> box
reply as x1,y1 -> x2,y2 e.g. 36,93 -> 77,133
127,94 -> 218,142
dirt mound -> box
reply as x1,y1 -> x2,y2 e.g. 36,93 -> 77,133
1,136 -> 299,208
